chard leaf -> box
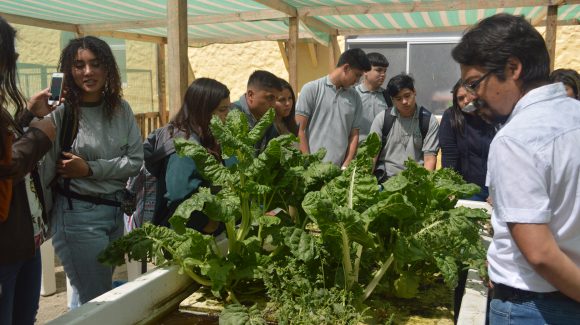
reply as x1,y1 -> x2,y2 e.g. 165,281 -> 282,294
256,215 -> 281,228
173,137 -> 234,186
247,109 -> 275,145
280,227 -> 317,262
199,257 -> 235,296
434,255 -> 459,288
219,304 -> 266,325
303,192 -> 374,248
169,187 -> 238,234
393,232 -> 426,263
393,272 -> 420,298
382,174 -> 410,192
210,111 -> 254,159
363,192 -> 417,224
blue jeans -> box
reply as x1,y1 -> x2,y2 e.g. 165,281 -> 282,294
489,296 -> 580,324
51,194 -> 123,308
0,249 -> 41,325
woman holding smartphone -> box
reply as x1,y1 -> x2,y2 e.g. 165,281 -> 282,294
0,17 -> 58,325
42,36 -> 143,308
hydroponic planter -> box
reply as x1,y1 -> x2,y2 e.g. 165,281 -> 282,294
47,200 -> 491,324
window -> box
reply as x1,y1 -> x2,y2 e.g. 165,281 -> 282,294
348,33 -> 461,115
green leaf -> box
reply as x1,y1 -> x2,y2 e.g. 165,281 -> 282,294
199,257 -> 235,296
247,108 -> 275,145
219,304 -> 266,325
393,272 -> 420,298
174,137 -> 234,186
280,227 -> 317,262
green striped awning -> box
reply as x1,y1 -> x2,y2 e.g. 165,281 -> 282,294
0,0 -> 577,45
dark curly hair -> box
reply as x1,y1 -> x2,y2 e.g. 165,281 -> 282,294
171,78 -> 230,158
58,36 -> 122,120
0,17 -> 26,123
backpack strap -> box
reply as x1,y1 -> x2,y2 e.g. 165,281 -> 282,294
417,106 -> 432,141
382,89 -> 393,108
380,107 -> 396,155
57,105 -> 79,209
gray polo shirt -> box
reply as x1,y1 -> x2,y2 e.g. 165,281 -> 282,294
370,106 -> 439,177
355,83 -> 388,143
296,76 -> 363,166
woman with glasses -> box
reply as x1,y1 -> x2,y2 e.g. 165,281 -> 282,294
439,79 -> 496,202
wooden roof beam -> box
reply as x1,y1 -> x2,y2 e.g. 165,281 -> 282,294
189,32 -> 311,47
0,12 -> 77,32
251,0 -> 297,17
298,0 -> 576,17
78,9 -> 288,33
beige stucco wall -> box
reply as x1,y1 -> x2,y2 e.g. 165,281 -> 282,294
188,36 -> 346,100
537,25 -> 580,70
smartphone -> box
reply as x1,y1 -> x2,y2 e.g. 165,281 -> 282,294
48,72 -> 64,105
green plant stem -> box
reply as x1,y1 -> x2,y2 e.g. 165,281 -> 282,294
149,237 -> 213,287
226,221 -> 237,253
362,253 -> 394,301
340,224 -> 354,290
238,192 -> 251,241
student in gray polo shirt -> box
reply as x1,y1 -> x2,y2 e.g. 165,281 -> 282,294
370,74 -> 439,179
296,48 -> 371,167
355,52 -> 389,143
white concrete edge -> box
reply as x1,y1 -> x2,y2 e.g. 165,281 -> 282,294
46,265 -> 193,325
455,200 -> 492,325
457,269 -> 489,325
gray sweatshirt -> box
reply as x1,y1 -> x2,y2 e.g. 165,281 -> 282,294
41,100 -> 143,201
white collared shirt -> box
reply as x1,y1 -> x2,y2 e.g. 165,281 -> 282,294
487,83 -> 580,292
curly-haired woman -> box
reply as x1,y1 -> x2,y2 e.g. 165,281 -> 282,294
42,36 -> 143,308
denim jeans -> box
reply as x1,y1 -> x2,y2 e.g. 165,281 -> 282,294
51,194 -> 123,309
0,249 -> 41,325
489,295 -> 580,325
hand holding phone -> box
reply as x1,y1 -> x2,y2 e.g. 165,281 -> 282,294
48,72 -> 64,105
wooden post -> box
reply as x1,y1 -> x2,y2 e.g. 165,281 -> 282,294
328,35 -> 338,72
545,5 -> 558,71
277,41 -> 289,71
156,43 -> 167,125
166,0 -> 188,119
307,43 -> 318,67
288,17 -> 298,92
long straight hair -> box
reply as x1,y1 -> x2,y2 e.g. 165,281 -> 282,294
278,78 -> 298,136
449,79 -> 465,134
171,78 -> 230,158
0,17 -> 26,127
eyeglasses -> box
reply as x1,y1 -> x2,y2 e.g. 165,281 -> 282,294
462,71 -> 492,94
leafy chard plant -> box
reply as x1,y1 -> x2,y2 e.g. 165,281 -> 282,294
300,133 -> 489,300
100,109 -> 339,301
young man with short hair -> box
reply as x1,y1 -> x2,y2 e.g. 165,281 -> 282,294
296,48 -> 371,167
452,14 -> 580,323
370,74 -> 439,181
355,52 -> 389,143
232,70 -> 282,152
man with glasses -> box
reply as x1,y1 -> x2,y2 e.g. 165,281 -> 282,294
452,13 -> 580,324
369,73 -> 439,182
